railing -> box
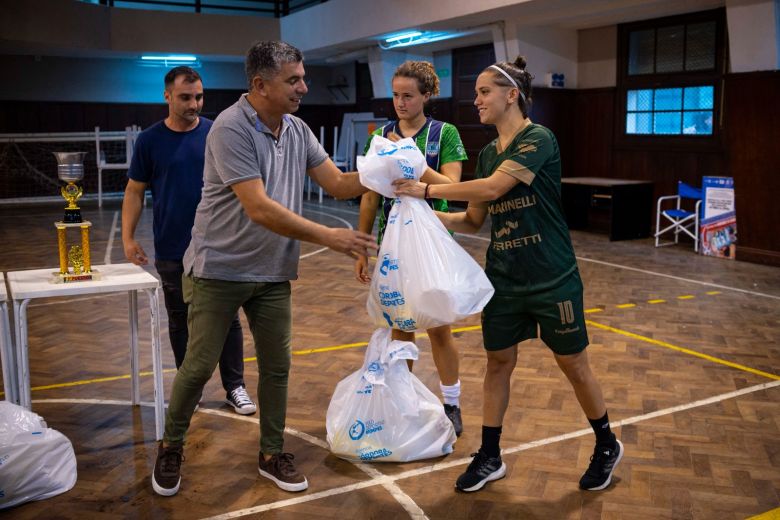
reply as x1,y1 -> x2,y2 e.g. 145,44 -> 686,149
83,0 -> 327,17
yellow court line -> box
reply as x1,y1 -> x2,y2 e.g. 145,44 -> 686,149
245,324 -> 486,361
586,319 -> 780,381
677,295 -> 695,300
746,507 -> 780,520
11,311 -> 776,398
26,368 -> 177,393
647,299 -> 666,304
706,291 -> 722,295
585,308 -> 603,314
616,303 -> 636,309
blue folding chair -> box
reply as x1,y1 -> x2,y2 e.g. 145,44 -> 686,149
654,181 -> 703,252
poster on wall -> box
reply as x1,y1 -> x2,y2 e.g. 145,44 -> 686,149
700,176 -> 737,259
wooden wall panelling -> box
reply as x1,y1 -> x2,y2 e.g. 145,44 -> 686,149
723,71 -> 780,266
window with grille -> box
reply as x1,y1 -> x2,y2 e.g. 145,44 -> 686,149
618,10 -> 724,141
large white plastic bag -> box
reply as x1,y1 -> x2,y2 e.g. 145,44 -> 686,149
367,196 -> 494,332
326,329 -> 456,462
356,136 -> 427,199
0,401 -> 77,509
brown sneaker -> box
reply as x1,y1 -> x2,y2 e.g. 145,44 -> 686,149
258,452 -> 308,492
152,442 -> 184,496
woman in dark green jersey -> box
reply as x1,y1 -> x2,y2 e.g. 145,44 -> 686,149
395,56 -> 623,493
355,61 -> 468,436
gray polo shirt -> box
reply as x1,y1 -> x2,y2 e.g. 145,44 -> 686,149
183,94 -> 328,282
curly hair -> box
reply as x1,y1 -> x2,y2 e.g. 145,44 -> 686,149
393,61 -> 440,97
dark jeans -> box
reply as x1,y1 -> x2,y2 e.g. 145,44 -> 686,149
155,259 -> 244,392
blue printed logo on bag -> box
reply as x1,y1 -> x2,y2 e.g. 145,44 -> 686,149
393,316 -> 417,331
379,254 -> 399,276
349,419 -> 384,441
377,145 -> 398,157
379,284 -> 405,307
349,419 -> 365,440
358,447 -> 393,461
396,158 -> 415,178
356,382 -> 373,395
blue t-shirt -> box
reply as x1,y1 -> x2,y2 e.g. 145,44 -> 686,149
128,118 -> 212,261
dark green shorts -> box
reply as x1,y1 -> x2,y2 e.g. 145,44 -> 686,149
481,271 -> 589,355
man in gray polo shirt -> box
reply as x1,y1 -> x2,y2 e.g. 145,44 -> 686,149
152,41 -> 377,497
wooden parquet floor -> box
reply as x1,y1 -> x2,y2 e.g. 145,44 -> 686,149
0,198 -> 778,519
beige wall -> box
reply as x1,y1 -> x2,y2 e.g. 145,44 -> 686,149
578,25 -> 617,89
0,0 -> 279,58
726,0 -> 778,72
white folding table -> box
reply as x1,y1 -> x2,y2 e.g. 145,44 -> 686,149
0,273 -> 16,403
7,263 -> 165,440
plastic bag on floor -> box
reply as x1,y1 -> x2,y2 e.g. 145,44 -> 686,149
367,196 -> 495,332
356,136 -> 427,199
0,402 -> 77,510
326,329 -> 456,462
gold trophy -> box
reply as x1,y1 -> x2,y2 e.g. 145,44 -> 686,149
51,152 -> 100,283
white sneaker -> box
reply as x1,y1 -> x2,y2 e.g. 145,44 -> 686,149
225,386 -> 257,415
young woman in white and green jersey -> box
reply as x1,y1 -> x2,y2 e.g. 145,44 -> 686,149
395,56 -> 623,493
354,61 -> 468,436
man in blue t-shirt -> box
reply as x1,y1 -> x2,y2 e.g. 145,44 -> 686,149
121,66 -> 256,415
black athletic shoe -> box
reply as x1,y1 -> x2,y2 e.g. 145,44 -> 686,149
152,442 -> 184,496
455,450 -> 506,492
444,404 -> 463,437
579,439 -> 624,490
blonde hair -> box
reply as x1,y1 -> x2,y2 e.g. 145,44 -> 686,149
393,61 -> 440,97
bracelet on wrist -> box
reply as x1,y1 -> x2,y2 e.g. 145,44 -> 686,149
424,183 -> 430,199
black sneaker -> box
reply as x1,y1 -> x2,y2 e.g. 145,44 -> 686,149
152,442 -> 184,496
444,404 -> 463,437
225,386 -> 257,415
579,439 -> 624,490
258,452 -> 308,492
455,450 -> 506,492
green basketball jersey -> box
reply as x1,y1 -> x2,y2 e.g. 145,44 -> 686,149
364,118 -> 467,243
475,123 -> 577,295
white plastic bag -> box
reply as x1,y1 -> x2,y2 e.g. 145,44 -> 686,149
367,196 -> 495,332
326,329 -> 456,462
0,402 -> 77,510
356,136 -> 427,199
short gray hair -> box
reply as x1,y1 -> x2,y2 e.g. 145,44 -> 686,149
245,41 -> 304,89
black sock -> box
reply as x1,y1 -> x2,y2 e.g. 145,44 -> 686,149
588,412 -> 615,446
481,425 -> 502,458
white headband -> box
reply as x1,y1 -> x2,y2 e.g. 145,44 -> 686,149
489,64 -> 526,103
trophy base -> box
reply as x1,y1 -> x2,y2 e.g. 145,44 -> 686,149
50,270 -> 102,284
63,209 -> 82,224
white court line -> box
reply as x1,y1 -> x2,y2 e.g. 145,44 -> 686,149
302,202 -> 361,218
198,409 -> 428,519
104,210 -> 119,265
202,379 -> 779,519
303,208 -> 354,230
30,380 -> 780,519
457,233 -> 780,300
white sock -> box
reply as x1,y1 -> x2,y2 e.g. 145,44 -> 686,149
440,380 -> 461,407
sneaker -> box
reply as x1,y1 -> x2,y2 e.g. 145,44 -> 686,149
258,452 -> 309,492
455,450 -> 506,492
444,404 -> 463,437
152,442 -> 184,496
225,386 -> 257,415
579,439 -> 624,490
